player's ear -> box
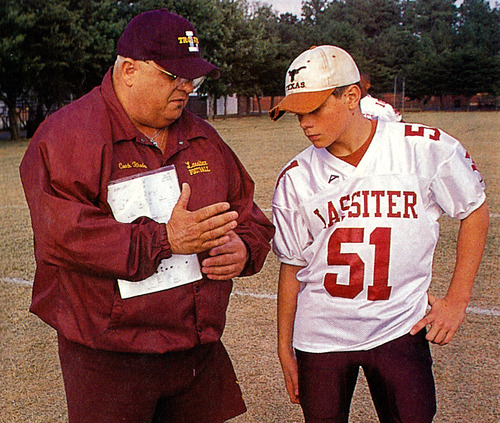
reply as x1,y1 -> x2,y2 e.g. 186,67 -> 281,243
345,84 -> 362,109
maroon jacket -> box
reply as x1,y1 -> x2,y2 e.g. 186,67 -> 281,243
20,69 -> 274,353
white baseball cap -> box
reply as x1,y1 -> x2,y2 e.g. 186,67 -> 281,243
269,45 -> 360,121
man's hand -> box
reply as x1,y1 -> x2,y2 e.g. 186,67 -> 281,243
410,294 -> 467,346
166,183 -> 238,255
201,230 -> 248,280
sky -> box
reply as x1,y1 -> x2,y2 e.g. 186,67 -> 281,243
262,0 -> 498,17
263,0 -> 302,16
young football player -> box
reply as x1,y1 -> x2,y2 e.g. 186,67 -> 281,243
269,45 -> 489,423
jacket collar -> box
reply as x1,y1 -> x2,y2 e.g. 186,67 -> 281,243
100,68 -> 139,143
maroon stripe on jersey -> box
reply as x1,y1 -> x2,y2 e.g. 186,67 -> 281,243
276,160 -> 299,188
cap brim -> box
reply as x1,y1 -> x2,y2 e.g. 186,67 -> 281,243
156,57 -> 220,80
269,88 -> 335,121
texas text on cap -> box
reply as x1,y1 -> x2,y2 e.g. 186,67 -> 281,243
117,9 -> 220,80
269,45 -> 360,121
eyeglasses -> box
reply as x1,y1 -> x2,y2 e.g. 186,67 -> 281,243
145,61 -> 206,91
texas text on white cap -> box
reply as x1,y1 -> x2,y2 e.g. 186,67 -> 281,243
269,45 -> 360,121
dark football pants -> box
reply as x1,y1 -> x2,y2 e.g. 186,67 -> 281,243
296,330 -> 436,423
58,334 -> 246,423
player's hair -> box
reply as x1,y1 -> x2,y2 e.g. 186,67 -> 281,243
332,82 -> 362,98
360,72 -> 371,84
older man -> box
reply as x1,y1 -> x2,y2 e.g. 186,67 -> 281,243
20,9 -> 273,423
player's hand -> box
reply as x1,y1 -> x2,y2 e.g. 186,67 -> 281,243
166,183 -> 238,255
410,294 -> 467,346
201,231 -> 248,280
278,347 -> 300,404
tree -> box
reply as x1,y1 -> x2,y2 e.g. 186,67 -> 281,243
21,0 -> 130,136
457,0 -> 500,57
71,0 -> 132,97
405,46 -> 452,107
144,0 -> 250,116
22,0 -> 79,134
0,0 -> 34,140
337,0 -> 401,38
1,0 -> 499,140
455,0 -> 500,98
402,0 -> 458,52
302,0 -> 330,23
251,4 -> 295,108
447,49 -> 499,106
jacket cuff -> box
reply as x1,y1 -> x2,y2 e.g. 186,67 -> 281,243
159,223 -> 172,260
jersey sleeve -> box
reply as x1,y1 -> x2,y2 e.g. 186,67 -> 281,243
380,105 -> 402,122
360,95 -> 402,122
426,132 -> 486,219
272,166 -> 310,266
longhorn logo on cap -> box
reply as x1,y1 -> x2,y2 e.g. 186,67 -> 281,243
288,66 -> 306,82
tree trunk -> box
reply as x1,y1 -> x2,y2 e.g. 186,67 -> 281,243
5,98 -> 20,141
257,96 -> 262,115
207,94 -> 216,120
27,101 -> 46,138
466,96 -> 472,112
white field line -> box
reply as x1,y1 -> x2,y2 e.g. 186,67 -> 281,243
0,205 -> 28,210
3,278 -> 499,317
232,290 -> 277,300
1,277 -> 34,286
233,291 -> 500,317
1,205 -> 498,218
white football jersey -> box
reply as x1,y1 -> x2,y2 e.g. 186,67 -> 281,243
272,120 -> 485,352
361,94 -> 402,122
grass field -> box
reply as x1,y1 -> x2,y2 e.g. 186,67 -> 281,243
0,111 -> 498,422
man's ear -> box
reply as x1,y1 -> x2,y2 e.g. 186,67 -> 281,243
118,57 -> 137,87
346,84 -> 362,109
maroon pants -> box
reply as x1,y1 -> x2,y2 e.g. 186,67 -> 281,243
296,330 -> 436,423
58,335 -> 246,423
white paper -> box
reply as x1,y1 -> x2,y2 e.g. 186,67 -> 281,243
107,165 -> 202,298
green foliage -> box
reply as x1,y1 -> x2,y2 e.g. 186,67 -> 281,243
0,0 -> 499,138
0,0 -> 35,138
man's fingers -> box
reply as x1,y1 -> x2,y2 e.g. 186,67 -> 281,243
197,234 -> 232,252
203,268 -> 240,280
197,212 -> 238,241
175,183 -> 191,210
167,194 -> 239,255
201,231 -> 248,280
194,201 -> 233,223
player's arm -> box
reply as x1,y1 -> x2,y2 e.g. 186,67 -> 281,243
277,262 -> 303,404
411,202 -> 489,345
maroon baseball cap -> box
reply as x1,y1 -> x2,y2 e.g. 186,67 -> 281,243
117,9 -> 220,80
